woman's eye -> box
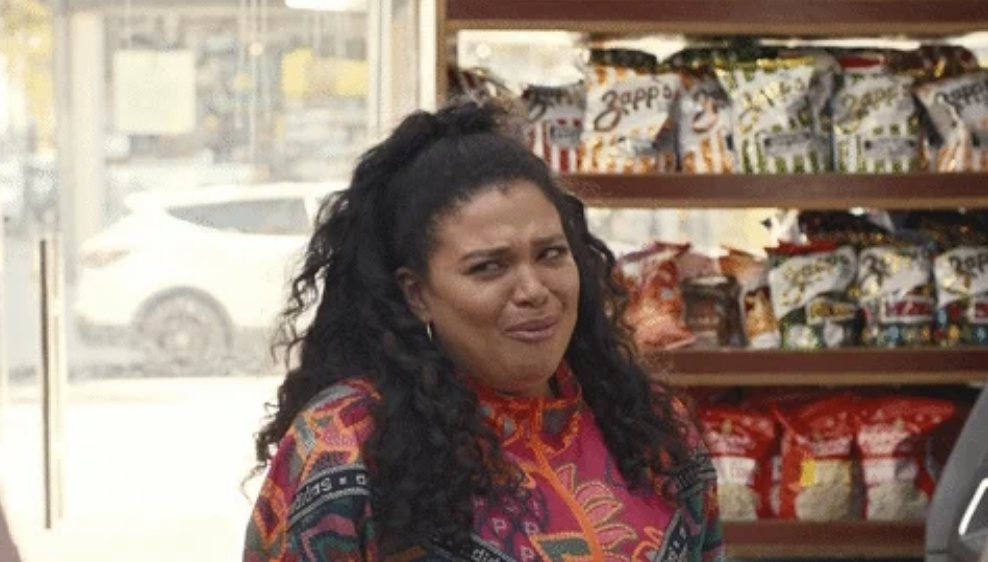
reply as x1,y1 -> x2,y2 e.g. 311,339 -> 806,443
469,261 -> 502,275
541,246 -> 570,261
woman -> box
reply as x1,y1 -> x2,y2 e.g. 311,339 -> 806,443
245,101 -> 724,561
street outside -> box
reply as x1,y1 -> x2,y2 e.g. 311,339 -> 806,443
1,228 -> 284,562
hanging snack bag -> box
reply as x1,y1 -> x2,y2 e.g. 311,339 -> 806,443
582,49 -> 681,174
916,70 -> 988,172
521,82 -> 586,173
776,395 -> 860,521
857,396 -> 956,521
715,57 -> 822,174
678,69 -> 736,173
857,241 -> 936,347
720,249 -> 781,349
783,49 -> 841,171
700,406 -> 778,520
832,56 -> 921,173
768,243 -> 859,349
616,242 -> 696,350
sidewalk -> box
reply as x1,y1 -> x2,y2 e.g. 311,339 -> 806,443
1,376 -> 276,562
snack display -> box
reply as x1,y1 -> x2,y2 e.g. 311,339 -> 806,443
715,58 -> 821,174
768,243 -> 859,349
521,82 -> 586,172
832,56 -> 921,173
700,407 -> 777,520
581,49 -> 681,174
857,396 -> 956,521
616,242 -> 696,350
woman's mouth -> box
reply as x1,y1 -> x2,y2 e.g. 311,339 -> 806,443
505,317 -> 558,343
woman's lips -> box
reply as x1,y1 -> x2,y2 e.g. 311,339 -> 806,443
505,318 -> 558,343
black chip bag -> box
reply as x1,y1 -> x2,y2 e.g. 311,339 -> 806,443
769,243 -> 859,349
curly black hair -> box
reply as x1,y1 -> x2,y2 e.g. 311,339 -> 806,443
252,100 -> 691,548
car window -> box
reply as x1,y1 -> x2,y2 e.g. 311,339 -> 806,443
167,198 -> 311,236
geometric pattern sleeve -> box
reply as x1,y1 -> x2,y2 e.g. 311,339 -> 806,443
243,381 -> 380,562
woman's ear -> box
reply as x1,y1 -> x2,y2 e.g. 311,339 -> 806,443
396,267 -> 430,323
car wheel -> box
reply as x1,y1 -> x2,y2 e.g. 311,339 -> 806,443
137,293 -> 232,377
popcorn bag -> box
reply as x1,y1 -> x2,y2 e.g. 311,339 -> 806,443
833,56 -> 922,173
916,70 -> 988,172
857,243 -> 936,347
715,57 -> 824,174
700,406 -> 777,521
582,49 -> 681,174
521,83 -> 586,173
678,70 -> 736,174
775,395 -> 861,521
857,396 -> 956,521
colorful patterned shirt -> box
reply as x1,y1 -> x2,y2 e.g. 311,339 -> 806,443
244,365 -> 724,561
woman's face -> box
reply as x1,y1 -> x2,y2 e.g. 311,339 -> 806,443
400,180 -> 581,397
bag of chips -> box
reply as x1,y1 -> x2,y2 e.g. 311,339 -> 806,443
933,243 -> 988,346
776,395 -> 861,521
715,57 -> 822,174
677,69 -> 736,173
857,242 -> 936,347
857,396 -> 956,521
616,242 -> 695,351
681,275 -> 745,349
916,70 -> 988,172
720,249 -> 781,349
832,56 -> 921,173
582,49 -> 681,174
521,83 -> 586,173
700,406 -> 778,520
768,243 -> 859,349
446,66 -> 513,104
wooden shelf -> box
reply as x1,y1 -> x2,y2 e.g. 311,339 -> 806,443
445,0 -> 988,35
723,521 -> 924,559
647,348 -> 988,386
560,173 -> 988,209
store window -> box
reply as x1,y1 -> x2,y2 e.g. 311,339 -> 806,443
1,1 -> 426,561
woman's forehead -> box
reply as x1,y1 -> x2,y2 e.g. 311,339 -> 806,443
432,182 -> 564,250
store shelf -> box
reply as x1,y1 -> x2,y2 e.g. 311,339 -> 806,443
445,0 -> 988,35
560,173 -> 988,209
723,521 -> 924,559
648,348 -> 988,386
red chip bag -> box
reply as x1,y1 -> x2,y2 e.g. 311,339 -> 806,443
857,396 -> 956,521
744,388 -> 827,518
616,243 -> 695,350
700,406 -> 777,520
776,394 -> 860,521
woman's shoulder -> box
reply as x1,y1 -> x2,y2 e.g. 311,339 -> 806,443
287,378 -> 380,456
647,381 -> 718,497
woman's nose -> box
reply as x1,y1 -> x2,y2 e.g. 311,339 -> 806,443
513,266 -> 550,306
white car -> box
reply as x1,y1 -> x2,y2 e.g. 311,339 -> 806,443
74,182 -> 345,375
